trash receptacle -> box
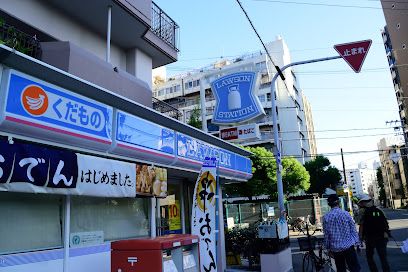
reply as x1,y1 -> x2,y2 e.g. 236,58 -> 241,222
111,234 -> 200,272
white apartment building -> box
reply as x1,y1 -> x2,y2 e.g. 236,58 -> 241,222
153,37 -> 317,163
341,162 -> 376,197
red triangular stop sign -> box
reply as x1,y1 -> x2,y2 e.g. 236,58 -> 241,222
334,40 -> 372,73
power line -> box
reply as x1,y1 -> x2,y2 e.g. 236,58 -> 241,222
280,126 -> 402,134
302,86 -> 391,89
172,42 -> 386,63
247,0 -> 408,10
257,146 -> 408,159
235,0 -> 284,75
281,131 -> 401,141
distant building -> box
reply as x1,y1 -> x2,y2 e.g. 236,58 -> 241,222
377,137 -> 408,208
340,165 -> 376,197
153,37 -> 317,163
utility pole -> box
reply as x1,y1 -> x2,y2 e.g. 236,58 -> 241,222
341,148 -> 347,184
341,148 -> 353,213
385,152 -> 395,209
270,55 -> 342,223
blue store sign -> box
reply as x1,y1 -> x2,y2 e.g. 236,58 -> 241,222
3,71 -> 113,144
211,72 -> 264,124
116,111 -> 175,154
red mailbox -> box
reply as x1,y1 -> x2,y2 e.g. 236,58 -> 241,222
111,234 -> 200,272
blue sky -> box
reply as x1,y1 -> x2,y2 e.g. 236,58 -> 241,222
154,0 -> 400,170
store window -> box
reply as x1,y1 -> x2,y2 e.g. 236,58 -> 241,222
158,183 -> 183,235
70,196 -> 150,241
0,192 -> 63,254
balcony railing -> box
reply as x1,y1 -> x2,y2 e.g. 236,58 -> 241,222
0,19 -> 41,59
151,2 -> 179,51
152,97 -> 182,120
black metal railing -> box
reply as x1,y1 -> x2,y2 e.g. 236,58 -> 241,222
152,97 -> 182,121
151,2 -> 179,51
0,19 -> 42,59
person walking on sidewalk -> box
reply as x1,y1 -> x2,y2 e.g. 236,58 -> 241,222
323,194 -> 361,272
359,195 -> 391,272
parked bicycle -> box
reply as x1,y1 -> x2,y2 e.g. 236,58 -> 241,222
289,215 -> 322,236
297,224 -> 334,272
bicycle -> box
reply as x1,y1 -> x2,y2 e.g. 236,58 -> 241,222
297,224 -> 334,272
290,215 -> 322,236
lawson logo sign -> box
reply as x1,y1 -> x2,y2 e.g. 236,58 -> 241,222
211,72 -> 264,124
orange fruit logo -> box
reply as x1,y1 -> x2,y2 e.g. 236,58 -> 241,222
21,85 -> 49,116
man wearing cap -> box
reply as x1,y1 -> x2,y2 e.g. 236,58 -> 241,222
358,195 -> 390,272
323,194 -> 361,272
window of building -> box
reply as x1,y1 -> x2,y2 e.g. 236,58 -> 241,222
70,196 -> 150,241
0,192 -> 63,254
255,61 -> 266,71
258,94 -> 266,102
185,80 -> 200,90
158,90 -> 165,96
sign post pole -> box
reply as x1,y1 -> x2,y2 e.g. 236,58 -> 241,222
270,55 -> 342,224
271,39 -> 371,226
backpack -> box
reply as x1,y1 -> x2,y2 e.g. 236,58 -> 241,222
362,206 -> 389,239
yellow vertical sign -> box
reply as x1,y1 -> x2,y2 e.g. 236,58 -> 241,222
169,200 -> 181,231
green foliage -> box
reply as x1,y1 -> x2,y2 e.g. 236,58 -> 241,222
282,157 -> 310,193
304,155 -> 342,195
187,105 -> 202,129
376,167 -> 387,205
0,19 -> 34,55
225,223 -> 260,267
223,147 -> 310,199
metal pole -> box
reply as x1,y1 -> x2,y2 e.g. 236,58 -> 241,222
199,79 -> 208,132
106,5 -> 112,63
150,198 -> 157,238
385,159 -> 395,209
179,180 -> 186,234
270,55 -> 342,221
63,195 -> 71,272
217,184 -> 227,272
341,148 -> 347,184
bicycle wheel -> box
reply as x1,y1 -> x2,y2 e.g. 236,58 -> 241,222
302,252 -> 316,272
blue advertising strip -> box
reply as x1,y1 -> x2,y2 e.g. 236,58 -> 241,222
116,111 -> 175,154
177,133 -> 252,175
5,71 -> 113,141
0,138 -> 78,190
235,154 -> 253,175
211,72 -> 264,124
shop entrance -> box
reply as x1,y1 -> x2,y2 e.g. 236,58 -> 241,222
157,179 -> 196,236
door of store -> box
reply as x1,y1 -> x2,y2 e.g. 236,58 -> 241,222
157,180 -> 195,236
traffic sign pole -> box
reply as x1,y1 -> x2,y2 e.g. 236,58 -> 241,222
271,55 -> 342,226
272,40 -> 372,229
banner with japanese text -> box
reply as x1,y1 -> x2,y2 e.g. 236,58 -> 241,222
76,154 -> 136,197
0,138 -> 137,197
0,138 -> 78,194
191,157 -> 217,272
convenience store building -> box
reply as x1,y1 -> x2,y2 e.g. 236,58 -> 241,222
0,1 -> 252,271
